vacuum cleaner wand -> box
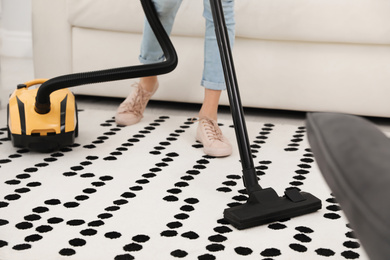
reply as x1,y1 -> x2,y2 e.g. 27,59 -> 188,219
34,0 -> 177,115
209,0 -> 321,229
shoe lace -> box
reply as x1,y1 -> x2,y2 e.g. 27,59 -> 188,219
200,118 -> 224,141
122,84 -> 152,116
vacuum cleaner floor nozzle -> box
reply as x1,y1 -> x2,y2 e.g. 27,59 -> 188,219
224,188 -> 322,229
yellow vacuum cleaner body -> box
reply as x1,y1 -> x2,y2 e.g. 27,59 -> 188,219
7,79 -> 78,152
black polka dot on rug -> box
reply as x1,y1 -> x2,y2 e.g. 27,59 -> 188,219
186,170 -> 200,175
294,233 -> 312,243
47,217 -> 64,224
35,162 -> 48,167
44,157 -> 57,162
132,234 -> 150,243
235,246 -> 253,256
24,167 -> 38,173
167,188 -> 181,194
295,226 -> 313,233
161,230 -> 178,237
64,202 -> 80,208
15,222 -> 33,230
198,254 -> 216,260
121,192 -> 136,198
83,188 -> 97,194
25,234 -> 43,242
343,241 -> 360,249
80,229 -> 98,236
181,175 -> 194,181
142,173 -> 156,178
91,181 -> 105,187
0,201 -> 8,208
114,254 -> 135,260
5,194 -> 21,201
16,173 -> 30,179
0,219 -> 8,226
268,223 -> 287,230
206,243 -> 225,252
181,231 -> 199,240
0,240 -> 8,248
180,205 -> 194,212
67,219 -> 85,226
5,179 -> 20,185
59,248 -> 76,256
26,182 -> 41,187
222,180 -> 237,186
167,221 -> 183,229
260,248 -> 281,257
137,176 -> 152,182
208,234 -> 227,243
24,214 -> 41,221
315,248 -> 335,256
13,243 -> 31,250
123,243 -> 143,252
98,213 -> 113,219
69,238 -> 86,247
75,195 -> 89,201
105,231 -> 122,239
84,144 -> 96,149
36,225 -> 53,233
324,213 -> 341,220
88,220 -> 104,227
213,226 -> 232,234
232,195 -> 248,202
174,213 -> 189,220
0,159 -> 11,164
216,187 -> 232,192
289,243 -> 307,252
81,173 -> 95,178
105,206 -> 120,212
113,199 -> 128,205
164,195 -> 179,202
341,250 -> 360,259
71,166 -> 84,171
80,161 -> 92,166
171,249 -> 188,258
104,156 -> 117,161
63,171 -> 77,177
32,206 -> 48,214
327,205 -> 341,212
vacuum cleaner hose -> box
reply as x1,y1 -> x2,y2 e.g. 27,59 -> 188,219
35,0 -> 178,114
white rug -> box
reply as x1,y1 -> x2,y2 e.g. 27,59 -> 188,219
0,108 -> 369,260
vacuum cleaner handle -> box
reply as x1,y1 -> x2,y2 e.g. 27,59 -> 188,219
35,0 -> 178,114
209,0 -> 262,193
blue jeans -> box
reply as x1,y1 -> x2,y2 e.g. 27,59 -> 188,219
139,0 -> 235,90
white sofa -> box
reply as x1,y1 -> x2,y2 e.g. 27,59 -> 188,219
32,0 -> 390,118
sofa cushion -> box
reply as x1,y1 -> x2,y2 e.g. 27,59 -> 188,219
68,0 -> 390,44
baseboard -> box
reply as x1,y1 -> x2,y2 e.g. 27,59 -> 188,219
0,29 -> 33,58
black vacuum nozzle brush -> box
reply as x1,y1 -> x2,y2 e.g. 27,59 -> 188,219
209,0 -> 321,229
224,184 -> 321,229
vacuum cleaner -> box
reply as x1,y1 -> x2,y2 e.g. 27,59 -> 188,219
7,0 -> 177,153
208,0 -> 322,229
7,0 -> 321,229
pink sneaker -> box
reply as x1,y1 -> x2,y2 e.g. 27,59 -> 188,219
115,82 -> 158,126
196,118 -> 232,157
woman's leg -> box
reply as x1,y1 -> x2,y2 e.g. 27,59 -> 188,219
116,0 -> 182,126
139,0 -> 183,91
196,0 -> 235,157
199,0 -> 235,120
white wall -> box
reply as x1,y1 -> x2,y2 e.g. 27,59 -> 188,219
1,0 -> 33,58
